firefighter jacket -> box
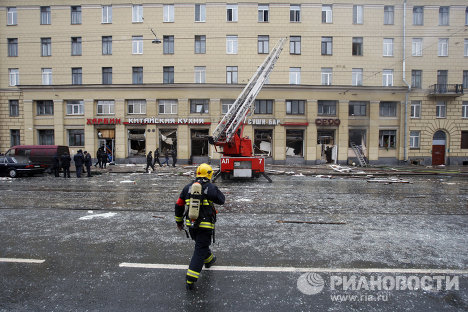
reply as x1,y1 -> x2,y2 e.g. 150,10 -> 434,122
175,178 -> 225,230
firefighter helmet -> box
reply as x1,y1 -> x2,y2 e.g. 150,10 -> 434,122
196,163 -> 213,180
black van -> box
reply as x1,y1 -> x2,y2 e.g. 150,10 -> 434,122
6,145 -> 70,172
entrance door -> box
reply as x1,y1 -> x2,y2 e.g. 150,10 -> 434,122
432,130 -> 446,165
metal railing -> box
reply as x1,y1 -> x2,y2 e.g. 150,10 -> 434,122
429,84 -> 464,95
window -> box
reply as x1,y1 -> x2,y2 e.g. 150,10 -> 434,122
226,35 -> 238,54
411,70 -> 422,89
464,39 -> 468,57
42,68 -> 52,85
159,100 -> 178,114
72,68 -> 82,85
128,100 -> 146,114
102,5 -> 112,23
412,38 -> 423,56
132,67 -> 143,84
379,130 -> 396,148
9,68 -> 19,86
163,66 -> 174,84
7,7 -> 17,25
384,6 -> 394,25
410,101 -> 421,118
352,68 -> 363,86
410,131 -> 420,148
41,38 -> 51,56
132,36 -> 143,54
436,101 -> 446,118
38,130 -> 54,145
466,7 -> 468,25
321,37 -> 332,55
349,101 -> 367,116
462,101 -> 468,118
71,6 -> 81,24
195,66 -> 206,83
227,4 -> 238,22
258,4 -> 269,22
37,100 -> 54,115
164,5 -> 174,22
258,35 -> 269,54
132,5 -> 143,23
462,131 -> 468,149
383,38 -> 394,56
382,70 -> 393,87
195,4 -> 206,22
290,36 -> 301,54
352,37 -> 363,56
68,130 -> 84,147
40,6 -> 51,25
290,4 -> 300,22
413,6 -> 423,25
438,39 -> 448,56
71,37 -> 82,55
464,71 -> 468,89
255,100 -> 273,114
66,100 -> 84,115
322,5 -> 332,23
195,35 -> 206,54
190,99 -> 209,113
289,67 -> 301,84
222,99 -> 235,114
163,36 -> 174,54
380,102 -> 397,117
226,66 -> 238,84
439,6 -> 449,26
318,100 -> 336,116
286,100 -> 305,115
8,38 -> 18,57
321,68 -> 332,85
353,5 -> 363,24
102,67 -> 112,84
9,100 -> 19,117
10,130 -> 20,147
102,36 -> 112,55
97,100 -> 114,115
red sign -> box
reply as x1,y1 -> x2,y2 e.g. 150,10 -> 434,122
87,118 -> 121,125
315,119 -> 340,126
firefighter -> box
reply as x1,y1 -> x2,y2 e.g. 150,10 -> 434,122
174,163 -> 225,290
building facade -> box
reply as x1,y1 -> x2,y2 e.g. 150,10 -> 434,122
1,0 -> 467,165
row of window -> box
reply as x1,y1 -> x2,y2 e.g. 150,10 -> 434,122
6,4 -> 468,26
8,128 -> 468,150
8,99 -> 468,119
8,66 -> 468,89
7,35 -> 468,58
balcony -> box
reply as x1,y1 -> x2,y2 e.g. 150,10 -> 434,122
429,84 -> 464,97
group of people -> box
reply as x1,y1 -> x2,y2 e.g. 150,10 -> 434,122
53,149 -> 92,178
146,148 -> 177,173
94,146 -> 109,169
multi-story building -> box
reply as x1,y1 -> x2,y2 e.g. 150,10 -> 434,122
1,0 -> 467,166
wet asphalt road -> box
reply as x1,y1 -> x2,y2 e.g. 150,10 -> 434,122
0,171 -> 467,312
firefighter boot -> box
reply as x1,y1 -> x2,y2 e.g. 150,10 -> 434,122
204,255 -> 217,268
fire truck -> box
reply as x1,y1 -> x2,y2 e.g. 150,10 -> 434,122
209,38 -> 286,182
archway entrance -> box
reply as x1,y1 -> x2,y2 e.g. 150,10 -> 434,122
432,130 -> 446,165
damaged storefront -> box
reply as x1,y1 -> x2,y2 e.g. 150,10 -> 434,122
127,128 -> 146,158
159,129 -> 177,156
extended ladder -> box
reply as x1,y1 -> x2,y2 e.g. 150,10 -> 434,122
351,142 -> 367,167
211,38 -> 286,144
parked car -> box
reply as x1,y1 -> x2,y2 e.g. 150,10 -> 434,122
6,145 -> 70,172
0,156 -> 46,178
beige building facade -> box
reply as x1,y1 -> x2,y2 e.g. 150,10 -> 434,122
1,0 -> 467,165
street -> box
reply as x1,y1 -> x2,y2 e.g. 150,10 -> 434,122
0,169 -> 467,311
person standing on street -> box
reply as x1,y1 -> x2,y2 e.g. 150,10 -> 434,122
161,149 -> 170,166
52,154 -> 60,177
102,148 -> 108,168
95,147 -> 102,168
172,149 -> 177,167
153,148 -> 162,167
74,149 -> 85,178
174,163 -> 225,290
145,151 -> 154,173
60,153 -> 71,178
84,151 -> 92,177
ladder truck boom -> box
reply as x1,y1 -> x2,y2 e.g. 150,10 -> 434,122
209,38 -> 286,182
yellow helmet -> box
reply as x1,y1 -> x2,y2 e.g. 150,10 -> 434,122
196,163 -> 213,180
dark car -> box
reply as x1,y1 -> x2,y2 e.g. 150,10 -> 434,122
0,156 -> 46,178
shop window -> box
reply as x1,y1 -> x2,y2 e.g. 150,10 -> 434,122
379,130 -> 396,148
317,130 -> 335,145
128,129 -> 145,157
159,129 -> 177,156
254,129 -> 272,156
349,129 -> 366,147
286,129 -> 304,157
191,129 -> 209,156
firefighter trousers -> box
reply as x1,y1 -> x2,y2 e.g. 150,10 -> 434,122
186,228 -> 213,284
